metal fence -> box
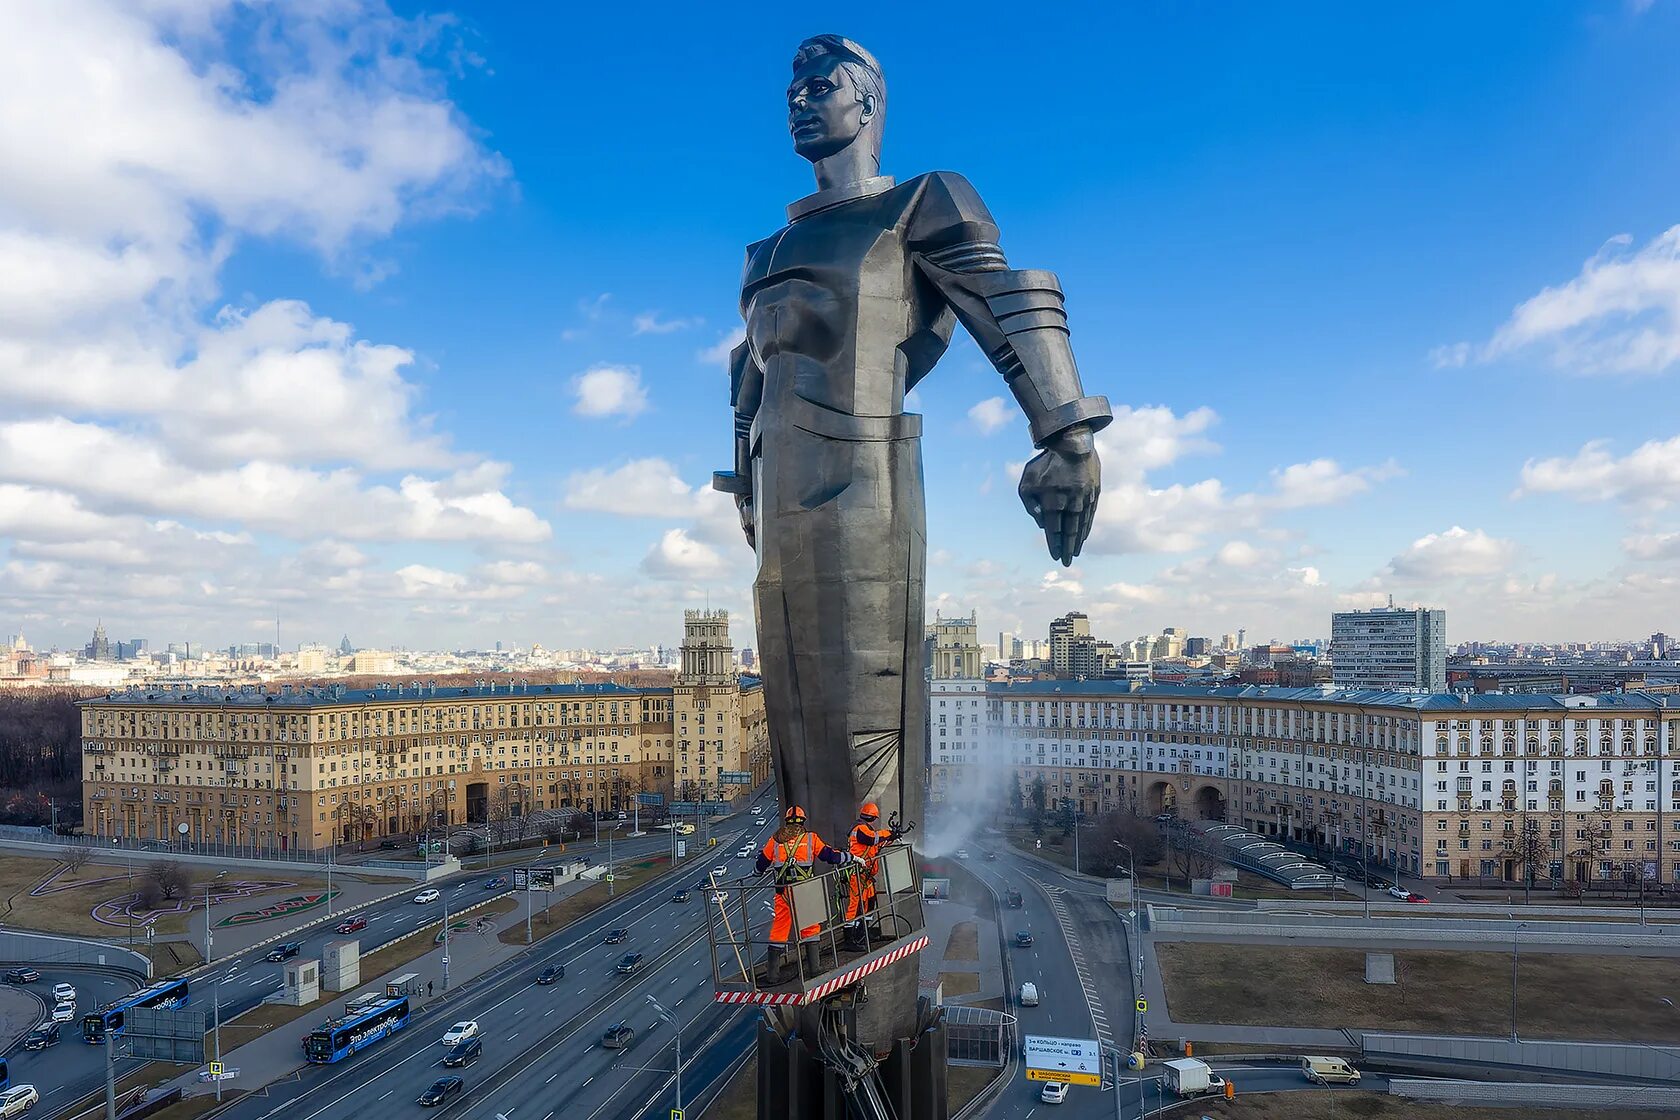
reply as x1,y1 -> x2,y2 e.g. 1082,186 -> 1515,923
1148,904 -> 1680,948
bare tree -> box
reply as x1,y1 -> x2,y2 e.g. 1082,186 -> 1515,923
1084,812 -> 1164,878
1163,827 -> 1224,888
1503,818 -> 1548,905
146,863 -> 188,901
135,878 -> 163,911
64,845 -> 92,875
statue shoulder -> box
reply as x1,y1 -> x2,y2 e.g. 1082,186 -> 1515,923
904,171 -> 999,248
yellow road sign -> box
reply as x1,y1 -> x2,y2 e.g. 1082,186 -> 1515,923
672,1111 -> 684,1120
209,1062 -> 223,1076
1136,998 -> 1148,1013
1026,1068 -> 1102,1087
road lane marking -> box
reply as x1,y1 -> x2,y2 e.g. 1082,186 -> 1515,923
377,1091 -> 392,1101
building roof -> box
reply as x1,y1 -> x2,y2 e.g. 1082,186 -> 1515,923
84,680 -> 676,708
982,679 -> 1680,713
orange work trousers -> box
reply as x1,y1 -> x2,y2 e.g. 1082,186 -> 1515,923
770,889 -> 821,944
843,867 -> 878,921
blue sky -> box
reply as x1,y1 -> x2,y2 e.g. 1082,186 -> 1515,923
2,1 -> 1678,653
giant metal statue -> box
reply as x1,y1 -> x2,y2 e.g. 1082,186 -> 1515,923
713,34 -> 1110,1118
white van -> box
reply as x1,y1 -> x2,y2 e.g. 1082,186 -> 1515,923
1301,1055 -> 1361,1085
1018,982 -> 1040,1007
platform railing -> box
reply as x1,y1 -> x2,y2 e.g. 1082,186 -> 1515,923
706,843 -> 928,1005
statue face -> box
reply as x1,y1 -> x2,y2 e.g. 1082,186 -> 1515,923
787,57 -> 870,163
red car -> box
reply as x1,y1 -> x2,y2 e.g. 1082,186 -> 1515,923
1405,894 -> 1431,904
336,915 -> 368,933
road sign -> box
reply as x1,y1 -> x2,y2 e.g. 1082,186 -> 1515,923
672,1111 -> 684,1120
209,1062 -> 223,1076
637,792 -> 666,806
1135,998 -> 1148,1013
670,802 -> 697,814
720,770 -> 752,785
1022,1035 -> 1102,1087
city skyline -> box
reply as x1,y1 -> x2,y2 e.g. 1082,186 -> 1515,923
3,5 -> 1680,651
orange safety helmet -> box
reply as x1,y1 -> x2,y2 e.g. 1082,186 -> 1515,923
859,802 -> 880,821
784,805 -> 807,824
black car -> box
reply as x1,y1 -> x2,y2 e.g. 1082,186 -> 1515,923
1366,877 -> 1390,890
378,839 -> 400,850
23,1022 -> 59,1050
1015,930 -> 1034,947
670,890 -> 691,903
601,1022 -> 634,1049
616,952 -> 644,974
1005,889 -> 1023,909
418,1077 -> 464,1106
442,1037 -> 482,1067
536,965 -> 563,985
985,852 -> 998,861
3,967 -> 39,984
265,942 -> 302,962
603,928 -> 628,945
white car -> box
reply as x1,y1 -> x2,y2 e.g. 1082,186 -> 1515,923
955,849 -> 969,860
414,889 -> 441,904
0,1085 -> 39,1117
736,846 -> 754,858
50,1002 -> 76,1024
51,983 -> 75,1004
1040,1081 -> 1067,1104
1386,886 -> 1411,900
712,865 -> 729,879
440,1021 -> 479,1047
712,891 -> 729,905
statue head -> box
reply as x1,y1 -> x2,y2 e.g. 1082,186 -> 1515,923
787,35 -> 885,171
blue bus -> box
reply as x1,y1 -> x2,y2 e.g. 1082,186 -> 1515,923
82,976 -> 191,1043
303,996 -> 411,1063
0,1056 -> 9,1091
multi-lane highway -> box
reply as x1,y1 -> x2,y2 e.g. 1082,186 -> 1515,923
14,806 -> 772,1120
200,796 -> 779,1120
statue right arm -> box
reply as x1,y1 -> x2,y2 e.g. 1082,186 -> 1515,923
711,339 -> 763,547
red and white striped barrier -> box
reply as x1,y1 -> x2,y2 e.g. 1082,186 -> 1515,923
713,934 -> 929,1006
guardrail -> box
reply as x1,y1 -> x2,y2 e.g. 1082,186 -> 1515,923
1390,1078 -> 1680,1109
1254,898 -> 1680,920
1368,1032 -> 1680,1084
0,929 -> 152,980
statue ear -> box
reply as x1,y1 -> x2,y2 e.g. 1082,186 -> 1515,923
860,93 -> 876,124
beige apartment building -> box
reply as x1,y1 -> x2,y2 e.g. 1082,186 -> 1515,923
931,672 -> 1680,885
80,614 -> 770,853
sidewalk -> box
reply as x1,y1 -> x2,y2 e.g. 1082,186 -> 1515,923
171,877 -> 598,1097
917,884 -> 1003,1007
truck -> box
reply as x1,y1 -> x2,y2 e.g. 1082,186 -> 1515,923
1163,1058 -> 1226,1098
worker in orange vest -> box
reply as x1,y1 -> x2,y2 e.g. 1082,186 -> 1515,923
756,805 -> 849,983
842,802 -> 898,950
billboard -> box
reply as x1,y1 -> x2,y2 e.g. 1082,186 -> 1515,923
1022,1035 -> 1101,1087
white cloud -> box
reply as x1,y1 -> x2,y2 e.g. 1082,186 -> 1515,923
1444,227 -> 1680,375
1624,531 -> 1680,561
1094,405 -> 1218,477
1040,569 -> 1084,597
1517,436 -> 1680,506
562,459 -> 702,518
1387,526 -> 1515,580
968,397 -> 1014,435
1262,458 -> 1401,509
570,365 -> 649,420
697,328 -> 746,368
1216,540 -> 1266,568
632,311 -> 702,335
1087,477 -> 1230,555
640,528 -> 725,580
1287,565 -> 1324,587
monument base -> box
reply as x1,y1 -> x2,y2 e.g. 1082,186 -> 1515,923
756,998 -> 948,1120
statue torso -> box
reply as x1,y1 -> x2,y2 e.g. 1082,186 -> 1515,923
741,174 -> 956,419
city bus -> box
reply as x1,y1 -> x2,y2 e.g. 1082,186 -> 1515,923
82,976 -> 191,1043
303,996 -> 411,1063
0,1056 -> 9,1091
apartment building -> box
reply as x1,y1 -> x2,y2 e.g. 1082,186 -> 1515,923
930,677 -> 1680,884
81,615 -> 769,853
1330,603 -> 1447,692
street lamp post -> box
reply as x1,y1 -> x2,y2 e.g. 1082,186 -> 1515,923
204,871 -> 226,967
212,965 -> 240,1102
1509,918 -> 1526,1043
647,995 -> 682,1116
442,887 -> 451,992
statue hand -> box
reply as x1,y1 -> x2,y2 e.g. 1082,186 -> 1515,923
1018,425 -> 1100,566
737,495 -> 756,550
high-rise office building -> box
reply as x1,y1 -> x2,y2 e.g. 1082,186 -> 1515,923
1330,603 -> 1447,692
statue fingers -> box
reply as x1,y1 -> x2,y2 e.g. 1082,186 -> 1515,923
1075,501 -> 1097,557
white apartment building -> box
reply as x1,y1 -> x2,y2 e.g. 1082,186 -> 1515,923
929,678 -> 1680,884
1330,604 -> 1447,692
